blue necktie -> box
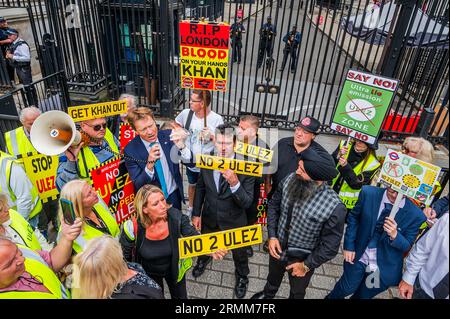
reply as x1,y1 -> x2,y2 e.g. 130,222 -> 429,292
150,142 -> 168,198
368,202 -> 393,248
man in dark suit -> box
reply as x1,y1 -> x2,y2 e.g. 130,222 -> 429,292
124,107 -> 192,210
327,185 -> 426,299
191,123 -> 255,299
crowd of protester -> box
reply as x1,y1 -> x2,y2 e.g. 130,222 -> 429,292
0,91 -> 447,299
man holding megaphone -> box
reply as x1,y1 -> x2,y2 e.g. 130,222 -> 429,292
55,116 -> 120,190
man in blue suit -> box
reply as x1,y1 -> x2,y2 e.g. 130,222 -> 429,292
326,185 -> 426,299
124,107 -> 192,210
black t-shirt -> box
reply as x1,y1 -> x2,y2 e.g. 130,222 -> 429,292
270,137 -> 331,197
139,235 -> 172,277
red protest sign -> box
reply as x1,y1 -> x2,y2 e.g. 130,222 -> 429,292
256,183 -> 268,226
179,20 -> 230,92
119,123 -> 137,154
91,158 -> 135,224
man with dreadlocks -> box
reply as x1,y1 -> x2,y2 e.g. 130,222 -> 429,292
252,147 -> 346,299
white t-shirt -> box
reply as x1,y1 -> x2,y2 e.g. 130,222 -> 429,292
175,109 -> 224,172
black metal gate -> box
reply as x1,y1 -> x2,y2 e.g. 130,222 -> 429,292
177,0 -> 448,145
1,0 -> 448,145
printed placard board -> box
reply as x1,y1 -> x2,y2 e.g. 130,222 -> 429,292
331,70 -> 398,144
179,21 -> 230,92
22,153 -> 59,202
196,154 -> 263,177
90,158 -> 135,224
179,224 -> 262,259
378,149 -> 441,205
68,100 -> 127,122
234,141 -> 273,163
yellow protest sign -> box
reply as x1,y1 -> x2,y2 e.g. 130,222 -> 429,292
234,141 -> 273,163
22,153 -> 59,202
179,224 -> 263,259
68,100 -> 127,122
196,154 -> 263,177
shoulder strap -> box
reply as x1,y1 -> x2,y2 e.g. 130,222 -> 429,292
185,110 -> 194,131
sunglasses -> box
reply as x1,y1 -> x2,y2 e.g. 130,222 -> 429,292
85,123 -> 107,131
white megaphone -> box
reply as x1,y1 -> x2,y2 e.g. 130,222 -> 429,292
30,110 -> 86,156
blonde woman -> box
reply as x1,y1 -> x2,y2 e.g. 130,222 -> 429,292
120,185 -> 226,299
72,235 -> 163,299
58,179 -> 120,254
402,137 -> 435,163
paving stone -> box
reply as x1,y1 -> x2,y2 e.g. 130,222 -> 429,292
207,285 -> 234,299
189,269 -> 222,285
321,263 -> 343,278
248,263 -> 259,278
310,274 -> 336,290
247,277 -> 268,293
186,281 -> 208,299
276,283 -> 291,299
390,287 -> 400,299
259,265 -> 269,279
221,273 -> 236,289
374,289 -> 392,299
211,259 -> 235,273
330,254 -> 345,265
305,287 -> 328,299
250,251 -> 270,265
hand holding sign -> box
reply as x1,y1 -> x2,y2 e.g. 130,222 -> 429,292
383,217 -> 398,240
222,169 -> 239,187
209,248 -> 228,260
65,142 -> 84,162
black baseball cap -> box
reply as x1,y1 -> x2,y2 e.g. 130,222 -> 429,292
297,116 -> 321,134
6,28 -> 18,35
0,17 -> 6,22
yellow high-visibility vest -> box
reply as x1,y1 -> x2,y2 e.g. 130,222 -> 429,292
7,209 -> 42,251
71,198 -> 120,254
0,151 -> 42,219
332,141 -> 381,209
0,245 -> 70,299
4,127 -> 36,160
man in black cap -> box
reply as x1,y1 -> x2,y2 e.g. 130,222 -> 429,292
265,116 -> 328,200
5,28 -> 32,86
280,25 -> 301,73
0,17 -> 15,83
251,147 -> 347,299
257,16 -> 276,69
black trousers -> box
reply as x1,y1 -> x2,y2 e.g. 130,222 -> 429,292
263,255 -> 315,299
151,275 -> 187,299
257,41 -> 273,68
281,47 -> 297,71
16,64 -> 32,85
197,223 -> 250,278
232,40 -> 242,63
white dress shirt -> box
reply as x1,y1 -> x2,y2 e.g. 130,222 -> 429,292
359,191 -> 405,271
11,37 -> 31,62
403,213 -> 449,299
213,169 -> 241,194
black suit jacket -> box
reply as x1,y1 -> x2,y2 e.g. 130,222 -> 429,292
124,130 -> 194,199
192,168 -> 255,230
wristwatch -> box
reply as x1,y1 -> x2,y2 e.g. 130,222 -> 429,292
303,263 -> 310,273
